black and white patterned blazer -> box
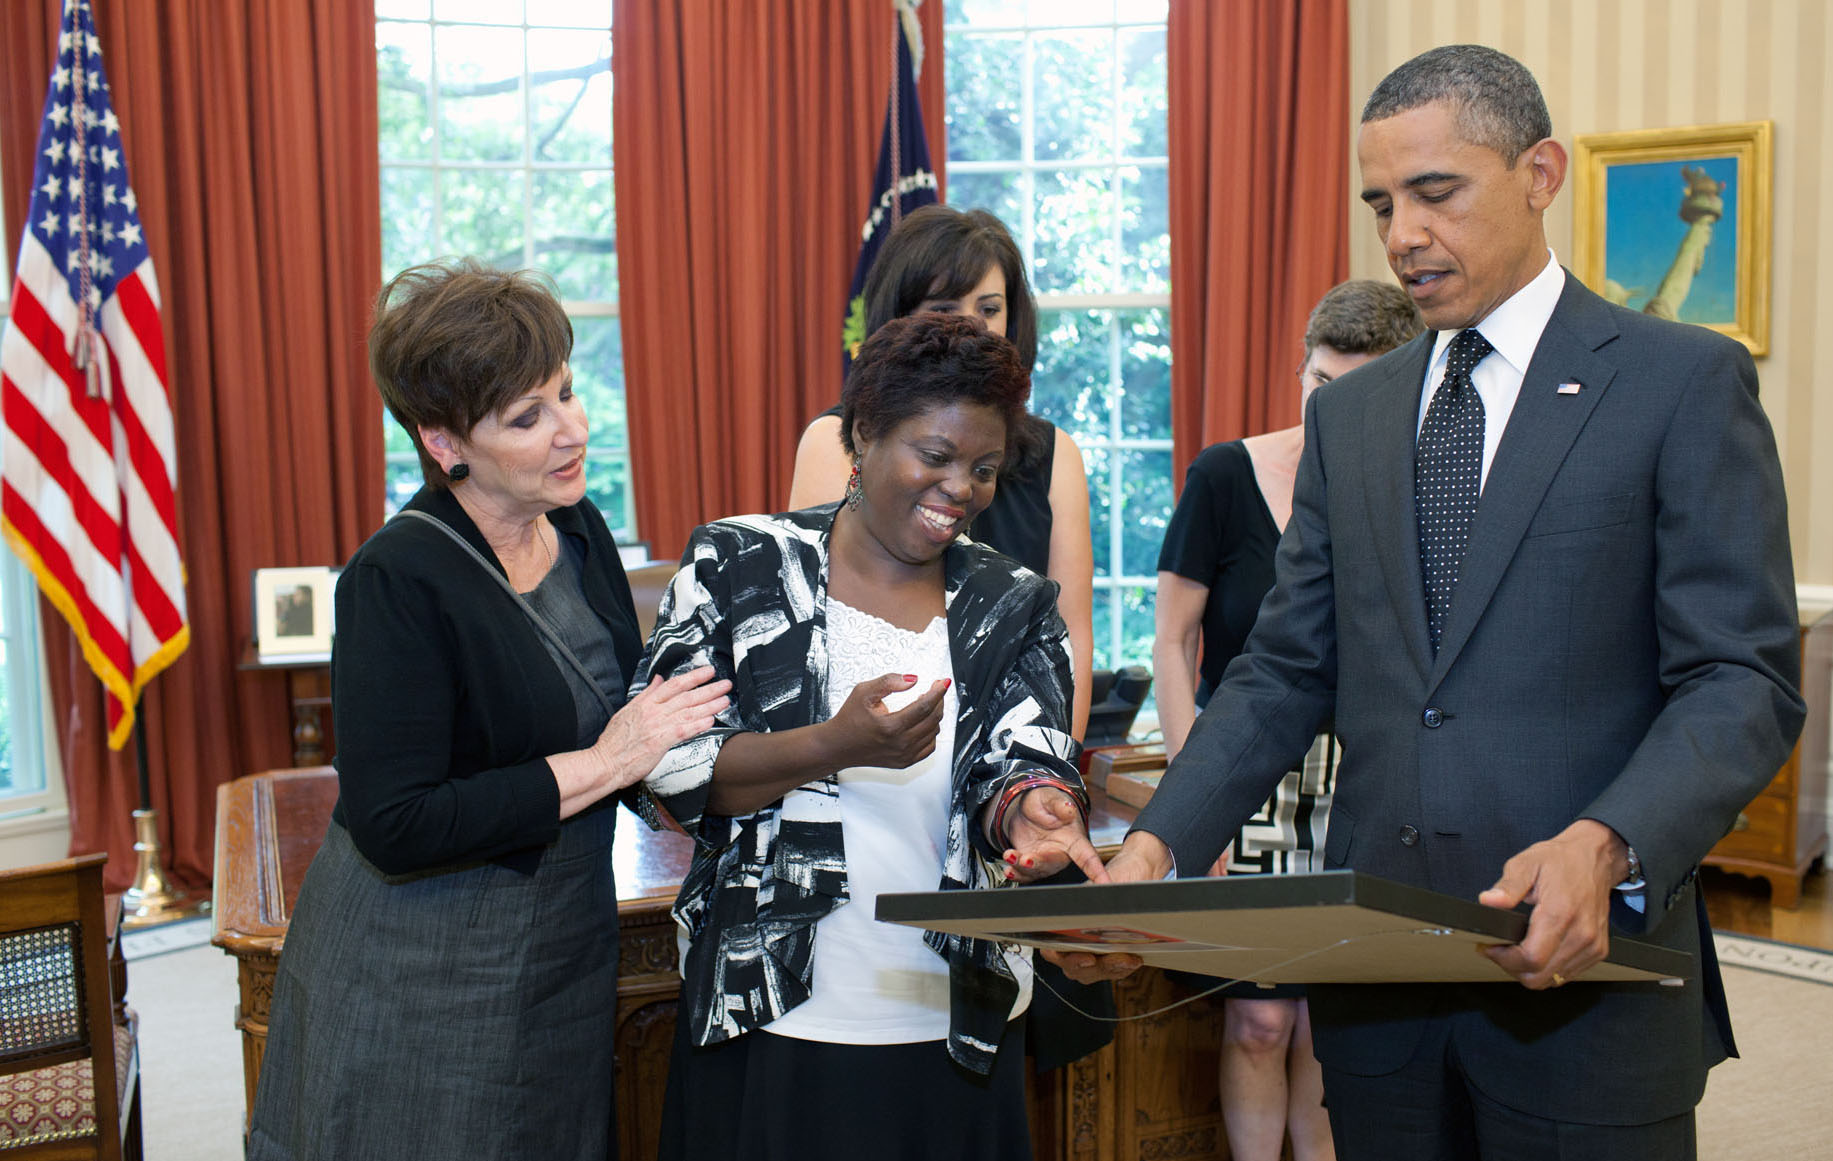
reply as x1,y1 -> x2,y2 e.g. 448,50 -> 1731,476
634,504 -> 1081,1074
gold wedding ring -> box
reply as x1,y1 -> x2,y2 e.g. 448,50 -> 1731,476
1550,972 -> 1567,988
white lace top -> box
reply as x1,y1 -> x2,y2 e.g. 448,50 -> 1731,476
766,598 -> 1031,1044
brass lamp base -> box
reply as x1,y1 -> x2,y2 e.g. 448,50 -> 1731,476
121,807 -> 211,928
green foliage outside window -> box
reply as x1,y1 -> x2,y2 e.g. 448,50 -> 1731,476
945,2 -> 1171,675
376,5 -> 633,541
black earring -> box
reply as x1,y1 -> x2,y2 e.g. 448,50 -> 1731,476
448,463 -> 470,482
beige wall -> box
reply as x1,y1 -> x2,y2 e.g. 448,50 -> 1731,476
1347,0 -> 1833,588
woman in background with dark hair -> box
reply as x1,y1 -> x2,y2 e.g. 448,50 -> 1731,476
789,204 -> 1094,741
647,313 -> 1099,1161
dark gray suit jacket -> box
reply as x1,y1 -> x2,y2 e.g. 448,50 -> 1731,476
1138,275 -> 1804,1124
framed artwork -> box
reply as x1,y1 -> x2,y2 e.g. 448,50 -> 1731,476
1572,120 -> 1772,355
253,566 -> 336,660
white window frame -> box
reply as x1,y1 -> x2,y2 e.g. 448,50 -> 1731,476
0,154 -> 68,841
944,3 -> 1172,670
376,7 -> 633,540
0,555 -> 66,826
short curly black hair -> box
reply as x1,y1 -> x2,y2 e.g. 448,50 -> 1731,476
840,313 -> 1030,457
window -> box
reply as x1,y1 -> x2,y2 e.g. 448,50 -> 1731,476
0,555 -> 57,819
944,0 -> 1171,673
0,156 -> 59,821
375,0 -> 632,539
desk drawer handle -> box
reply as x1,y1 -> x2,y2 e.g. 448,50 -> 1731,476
1732,812 -> 1751,832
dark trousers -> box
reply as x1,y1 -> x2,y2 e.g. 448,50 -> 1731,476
1320,1018 -> 1696,1161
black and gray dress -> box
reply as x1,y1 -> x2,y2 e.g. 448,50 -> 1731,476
246,486 -> 646,1161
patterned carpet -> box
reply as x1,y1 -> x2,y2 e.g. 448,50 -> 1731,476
119,915 -> 213,961
1698,933 -> 1833,1158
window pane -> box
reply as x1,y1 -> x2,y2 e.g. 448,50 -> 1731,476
528,29 -> 612,164
1033,31 -> 1113,162
1032,308 -> 1111,445
0,639 -> 13,793
1082,445 -> 1112,578
945,171 -> 1024,233
526,0 -> 610,27
946,0 -> 1022,26
531,171 -> 615,299
437,25 -> 526,163
1122,0 -> 1169,20
386,458 -> 423,511
1091,588 -> 1117,671
1027,0 -> 1116,26
1117,584 -> 1157,668
573,316 -> 626,459
384,417 -> 417,459
437,0 -> 520,21
573,315 -> 631,537
1033,168 -> 1113,293
584,452 -> 632,542
946,34 -> 1023,162
1118,306 -> 1170,439
1118,164 -> 1169,292
1119,27 -> 1167,157
1120,447 -> 1173,578
377,22 -> 433,162
376,0 -> 429,18
440,169 -> 526,266
381,168 -> 436,275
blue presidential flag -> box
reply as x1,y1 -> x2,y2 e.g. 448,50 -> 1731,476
842,3 -> 938,370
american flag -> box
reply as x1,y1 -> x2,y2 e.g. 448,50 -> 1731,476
2,0 -> 188,749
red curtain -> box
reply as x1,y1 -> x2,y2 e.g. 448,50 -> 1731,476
613,0 -> 946,563
1168,0 -> 1349,479
1,1 -> 383,890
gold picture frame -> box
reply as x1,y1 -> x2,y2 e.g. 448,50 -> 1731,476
1572,120 -> 1771,356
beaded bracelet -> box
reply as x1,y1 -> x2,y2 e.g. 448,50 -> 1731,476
990,770 -> 1090,851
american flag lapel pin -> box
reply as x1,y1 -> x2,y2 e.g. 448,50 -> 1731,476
1556,381 -> 1582,395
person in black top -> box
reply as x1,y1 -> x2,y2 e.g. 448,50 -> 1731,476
248,259 -> 729,1161
788,205 -> 1094,741
1152,279 -> 1421,1161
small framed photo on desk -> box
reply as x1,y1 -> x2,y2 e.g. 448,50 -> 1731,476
254,566 -> 335,662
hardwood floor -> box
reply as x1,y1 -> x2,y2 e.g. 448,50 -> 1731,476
1702,863 -> 1833,949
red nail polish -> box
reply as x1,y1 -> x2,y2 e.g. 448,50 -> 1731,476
1004,852 -> 1017,863
904,674 -> 918,682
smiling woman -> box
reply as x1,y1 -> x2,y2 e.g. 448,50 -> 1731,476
637,313 -> 1099,1161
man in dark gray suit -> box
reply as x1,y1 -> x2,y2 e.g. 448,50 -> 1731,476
1057,45 -> 1803,1159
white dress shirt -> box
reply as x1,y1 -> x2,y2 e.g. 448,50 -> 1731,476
1417,251 -> 1565,490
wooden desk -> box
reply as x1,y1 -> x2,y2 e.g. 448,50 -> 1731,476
212,766 -> 1232,1161
235,647 -> 333,766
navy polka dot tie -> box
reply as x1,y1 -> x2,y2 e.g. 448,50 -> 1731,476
1416,327 -> 1492,654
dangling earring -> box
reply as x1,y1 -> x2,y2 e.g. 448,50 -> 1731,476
843,457 -> 863,511
448,462 -> 470,483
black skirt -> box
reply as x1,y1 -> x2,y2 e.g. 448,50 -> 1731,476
658,1016 -> 1031,1161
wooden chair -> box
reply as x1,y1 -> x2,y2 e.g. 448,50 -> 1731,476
0,854 -> 141,1160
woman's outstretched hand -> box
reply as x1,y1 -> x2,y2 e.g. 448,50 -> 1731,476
1000,786 -> 1108,884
